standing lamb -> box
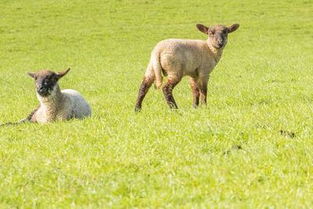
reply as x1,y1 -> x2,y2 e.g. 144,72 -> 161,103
25,68 -> 91,123
135,23 -> 240,111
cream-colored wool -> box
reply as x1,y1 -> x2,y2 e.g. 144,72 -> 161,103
33,86 -> 91,123
135,23 -> 240,111
146,38 -> 223,88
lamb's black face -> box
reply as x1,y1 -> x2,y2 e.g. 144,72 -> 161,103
28,68 -> 70,97
35,72 -> 58,97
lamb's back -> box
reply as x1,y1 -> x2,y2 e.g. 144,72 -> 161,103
154,39 -> 208,76
62,89 -> 91,118
155,39 -> 206,56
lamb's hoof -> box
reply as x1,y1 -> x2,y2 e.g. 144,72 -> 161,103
135,106 -> 142,112
192,104 -> 199,108
169,107 -> 179,110
169,104 -> 178,109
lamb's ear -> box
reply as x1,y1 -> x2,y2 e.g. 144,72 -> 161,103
27,72 -> 36,79
228,24 -> 240,33
196,24 -> 209,34
57,68 -> 71,79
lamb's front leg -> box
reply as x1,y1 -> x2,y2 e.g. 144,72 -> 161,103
19,106 -> 40,123
0,106 -> 39,127
198,76 -> 209,105
189,77 -> 200,108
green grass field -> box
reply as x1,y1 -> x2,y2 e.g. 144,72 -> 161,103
0,0 -> 313,208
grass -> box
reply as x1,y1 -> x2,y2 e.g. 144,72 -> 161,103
0,0 -> 313,208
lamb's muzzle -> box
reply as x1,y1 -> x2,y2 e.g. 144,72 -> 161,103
135,23 -> 240,111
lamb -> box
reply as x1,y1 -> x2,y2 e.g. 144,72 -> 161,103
135,23 -> 240,111
24,68 -> 91,123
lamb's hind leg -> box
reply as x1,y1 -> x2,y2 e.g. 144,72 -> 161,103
162,76 -> 181,109
189,77 -> 200,108
135,76 -> 154,112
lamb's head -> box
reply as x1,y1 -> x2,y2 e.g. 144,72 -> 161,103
28,68 -> 70,97
196,23 -> 239,49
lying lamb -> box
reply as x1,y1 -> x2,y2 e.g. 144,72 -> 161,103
24,68 -> 91,123
135,23 -> 240,111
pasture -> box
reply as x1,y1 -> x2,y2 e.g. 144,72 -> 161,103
0,0 -> 312,208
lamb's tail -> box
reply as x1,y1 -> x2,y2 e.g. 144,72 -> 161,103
151,52 -> 163,89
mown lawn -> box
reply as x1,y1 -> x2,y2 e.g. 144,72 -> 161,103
0,0 -> 312,208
